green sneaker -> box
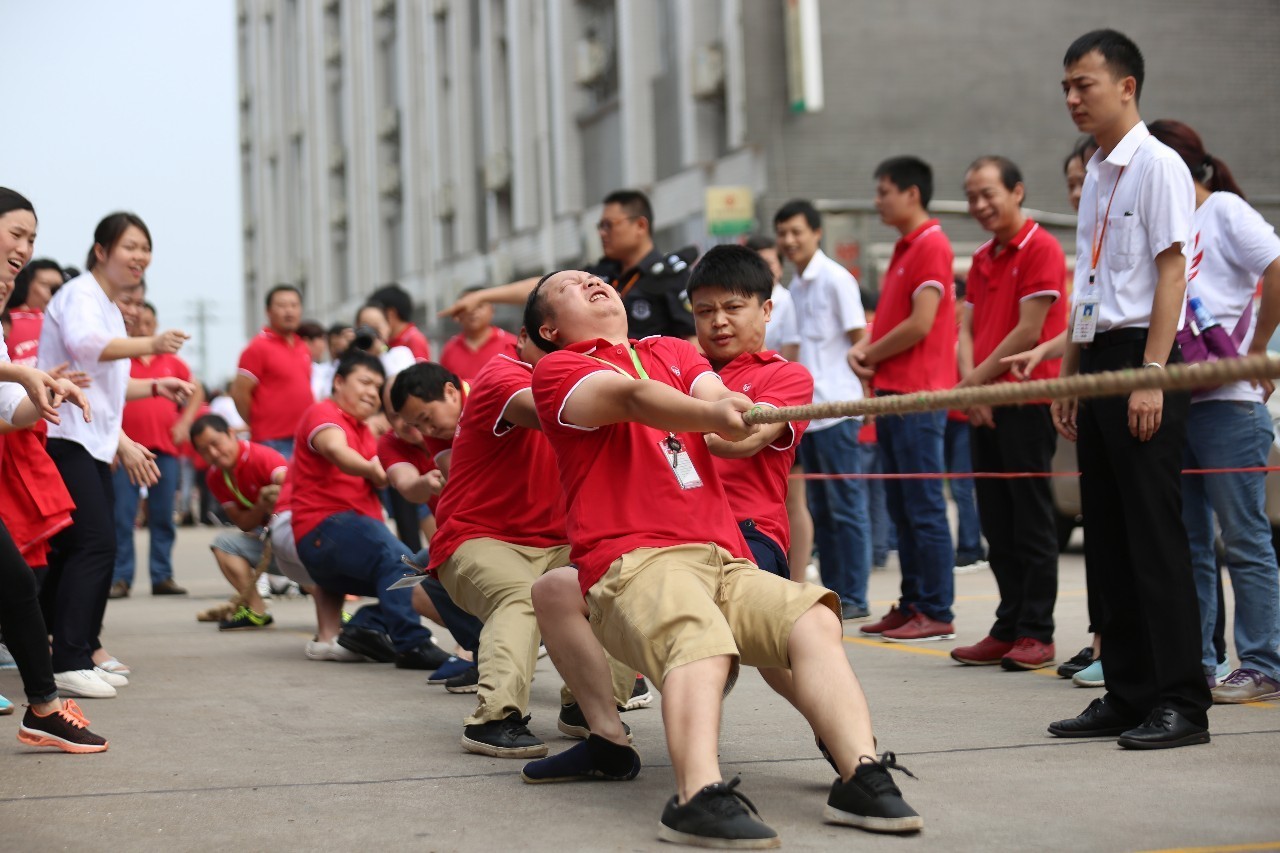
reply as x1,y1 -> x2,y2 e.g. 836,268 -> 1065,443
219,606 -> 274,631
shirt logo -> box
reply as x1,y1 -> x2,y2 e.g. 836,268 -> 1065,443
631,300 -> 652,321
742,383 -> 752,392
1188,231 -> 1203,282
670,365 -> 682,376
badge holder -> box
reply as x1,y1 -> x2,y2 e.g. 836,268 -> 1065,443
662,435 -> 703,490
387,553 -> 429,590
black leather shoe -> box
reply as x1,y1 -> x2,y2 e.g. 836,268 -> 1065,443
1047,697 -> 1138,738
395,641 -> 451,670
336,626 -> 396,663
1117,707 -> 1210,750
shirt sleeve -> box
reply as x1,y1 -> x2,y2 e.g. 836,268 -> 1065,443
1220,196 -> 1280,279
912,237 -> 954,295
1138,154 -> 1195,258
664,338 -> 715,395
58,291 -> 115,366
831,273 -> 867,333
1017,235 -> 1067,302
776,292 -> 802,346
532,351 -> 609,433
475,359 -> 533,434
754,361 -> 814,450
237,338 -> 264,383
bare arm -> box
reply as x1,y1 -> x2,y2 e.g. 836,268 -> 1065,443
499,388 -> 542,430
387,463 -> 445,503
171,381 -> 207,446
230,375 -> 255,425
311,425 -> 387,487
1126,245 -> 1187,441
99,329 -> 190,362
438,277 -> 539,319
705,421 -> 790,458
859,288 -> 941,366
1246,257 -> 1280,400
560,371 -> 755,441
960,296 -> 1054,388
957,304 -> 975,379
223,483 -> 280,532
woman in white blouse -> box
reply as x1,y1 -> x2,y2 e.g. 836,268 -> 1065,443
38,212 -> 193,700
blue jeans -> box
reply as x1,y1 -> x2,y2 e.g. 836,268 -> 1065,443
860,440 -> 896,566
296,512 -> 432,653
1183,400 -> 1280,680
112,452 -> 179,586
877,406 -> 956,623
261,437 -> 294,461
945,418 -> 984,563
797,419 -> 870,611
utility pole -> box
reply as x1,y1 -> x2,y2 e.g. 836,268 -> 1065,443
186,298 -> 218,385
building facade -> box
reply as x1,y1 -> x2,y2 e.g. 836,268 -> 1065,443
238,0 -> 1280,341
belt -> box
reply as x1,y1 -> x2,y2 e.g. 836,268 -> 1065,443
1083,328 -> 1148,349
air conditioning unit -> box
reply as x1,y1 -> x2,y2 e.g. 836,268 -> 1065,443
484,148 -> 511,191
378,106 -> 400,140
435,183 -> 455,218
691,43 -> 724,100
574,35 -> 606,86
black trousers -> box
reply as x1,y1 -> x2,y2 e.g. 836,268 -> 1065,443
0,520 -> 58,703
387,488 -> 423,553
970,404 -> 1059,644
43,439 -> 116,673
1077,333 -> 1211,726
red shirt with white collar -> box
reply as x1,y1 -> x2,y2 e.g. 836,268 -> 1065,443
289,399 -> 383,541
439,327 -> 519,383
206,441 -> 288,510
237,327 -> 314,442
532,336 -> 751,594
388,323 -> 431,362
870,219 -> 957,393
966,219 -> 1067,383
428,354 -> 567,568
121,353 -> 193,455
712,351 -> 813,555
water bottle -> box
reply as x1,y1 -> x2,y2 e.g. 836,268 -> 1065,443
1188,297 -> 1238,360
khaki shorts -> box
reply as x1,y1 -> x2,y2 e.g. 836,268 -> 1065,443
585,543 -> 838,690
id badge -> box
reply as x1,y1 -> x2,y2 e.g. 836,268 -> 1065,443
387,554 -> 429,590
660,436 -> 703,490
1071,276 -> 1100,343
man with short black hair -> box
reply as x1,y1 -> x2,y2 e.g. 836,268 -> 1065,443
369,283 -> 430,362
1047,28 -> 1211,749
440,189 -> 696,340
231,284 -> 312,459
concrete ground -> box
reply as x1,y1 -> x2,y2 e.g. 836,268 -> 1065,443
2,526 -> 1278,852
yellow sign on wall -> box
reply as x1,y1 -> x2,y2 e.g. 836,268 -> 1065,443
705,186 -> 756,236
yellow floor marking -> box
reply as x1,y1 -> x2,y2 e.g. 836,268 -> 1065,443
844,635 -> 1060,676
1135,842 -> 1280,853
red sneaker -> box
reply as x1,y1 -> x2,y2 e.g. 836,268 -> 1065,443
950,635 -> 1014,665
1000,638 -> 1055,671
860,606 -> 911,636
881,611 -> 956,643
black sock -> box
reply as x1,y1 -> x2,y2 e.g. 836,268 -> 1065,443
586,733 -> 635,776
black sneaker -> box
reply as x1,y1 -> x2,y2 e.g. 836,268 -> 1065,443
17,700 -> 108,754
522,734 -> 641,784
659,776 -> 779,849
462,712 -> 548,758
395,641 -> 451,670
445,666 -> 480,693
823,753 -> 923,833
557,702 -> 631,741
1056,646 -> 1095,678
336,626 -> 396,663
218,605 -> 273,631
621,675 -> 652,711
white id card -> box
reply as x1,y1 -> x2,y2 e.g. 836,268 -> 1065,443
1071,276 -> 1100,343
387,554 -> 429,589
660,436 -> 703,490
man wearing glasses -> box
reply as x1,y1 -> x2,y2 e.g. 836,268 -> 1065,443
440,190 -> 696,340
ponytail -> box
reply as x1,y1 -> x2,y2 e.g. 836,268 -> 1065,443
1205,155 -> 1246,200
1148,119 -> 1248,200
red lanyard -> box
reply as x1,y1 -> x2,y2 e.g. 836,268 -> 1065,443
1090,165 -> 1127,280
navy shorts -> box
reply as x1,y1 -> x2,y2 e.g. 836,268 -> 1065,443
738,519 -> 790,579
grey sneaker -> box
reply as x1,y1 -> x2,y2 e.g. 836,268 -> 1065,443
1211,668 -> 1280,704
659,776 -> 779,849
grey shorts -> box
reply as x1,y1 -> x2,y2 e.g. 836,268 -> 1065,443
268,510 -> 314,586
211,530 -> 270,567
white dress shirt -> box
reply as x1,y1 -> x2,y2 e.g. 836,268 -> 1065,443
1072,121 -> 1195,332
789,248 -> 867,432
38,273 -> 131,463
765,283 -> 801,353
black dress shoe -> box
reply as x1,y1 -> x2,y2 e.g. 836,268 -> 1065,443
336,626 -> 396,663
395,641 -> 451,670
1117,707 -> 1210,750
1056,646 -> 1095,678
1047,697 -> 1138,738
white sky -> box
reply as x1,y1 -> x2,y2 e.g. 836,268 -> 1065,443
8,0 -> 244,388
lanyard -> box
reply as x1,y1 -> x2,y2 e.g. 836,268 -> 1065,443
617,271 -> 643,300
222,469 -> 255,509
589,346 -> 649,380
1089,164 -> 1127,283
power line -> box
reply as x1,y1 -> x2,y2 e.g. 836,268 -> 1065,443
185,298 -> 219,384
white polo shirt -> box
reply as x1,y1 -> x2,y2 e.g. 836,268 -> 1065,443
39,273 -> 131,463
765,283 -> 801,353
1073,121 -> 1194,332
1189,191 -> 1280,403
788,248 -> 866,432
0,335 -> 31,425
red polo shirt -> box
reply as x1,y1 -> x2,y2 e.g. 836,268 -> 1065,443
533,336 -> 751,595
388,323 -> 431,362
377,430 -> 441,515
121,353 -> 193,456
237,327 -> 314,442
966,219 -> 1067,383
712,352 -> 813,555
428,354 -> 567,568
206,441 -> 288,510
871,219 -> 957,394
6,308 -> 42,367
289,399 -> 383,541
439,327 -> 519,383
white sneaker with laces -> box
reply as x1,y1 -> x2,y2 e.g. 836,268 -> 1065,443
304,638 -> 366,662
93,667 -> 129,688
55,669 -> 118,699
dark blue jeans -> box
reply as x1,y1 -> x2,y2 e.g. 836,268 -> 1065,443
112,451 -> 179,586
296,512 -> 432,652
261,437 -> 294,461
414,547 -> 483,655
797,418 -> 870,611
944,418 -> 985,563
877,406 -> 956,623
859,439 -> 896,566
739,520 -> 790,579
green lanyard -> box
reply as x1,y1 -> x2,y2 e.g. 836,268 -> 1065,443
221,469 -> 255,510
627,347 -> 649,380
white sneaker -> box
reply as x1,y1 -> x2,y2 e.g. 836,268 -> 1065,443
955,559 -> 990,575
93,667 -> 129,688
805,562 -> 821,585
256,574 -> 272,599
96,656 -> 132,676
55,669 -> 118,699
304,638 -> 366,662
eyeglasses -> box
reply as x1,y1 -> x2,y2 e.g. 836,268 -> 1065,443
596,215 -> 638,234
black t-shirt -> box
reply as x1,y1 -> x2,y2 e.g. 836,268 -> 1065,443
584,248 -> 696,339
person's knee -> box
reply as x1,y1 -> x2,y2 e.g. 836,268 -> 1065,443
532,568 -> 584,619
792,602 -> 842,646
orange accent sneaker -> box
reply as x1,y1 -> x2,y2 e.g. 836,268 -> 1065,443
1000,638 -> 1056,671
18,699 -> 109,754
951,635 -> 1015,665
860,606 -> 911,637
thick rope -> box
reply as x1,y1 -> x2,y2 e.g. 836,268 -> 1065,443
743,354 -> 1280,425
